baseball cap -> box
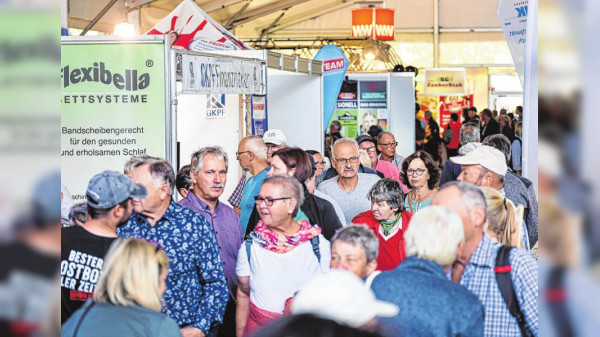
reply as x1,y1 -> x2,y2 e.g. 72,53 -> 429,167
292,270 -> 398,328
451,145 -> 507,176
263,129 -> 287,145
355,134 -> 374,146
86,170 -> 147,209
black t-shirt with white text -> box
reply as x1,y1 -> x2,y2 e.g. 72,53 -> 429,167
61,226 -> 116,324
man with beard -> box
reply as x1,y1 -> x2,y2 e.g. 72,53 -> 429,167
61,170 -> 147,323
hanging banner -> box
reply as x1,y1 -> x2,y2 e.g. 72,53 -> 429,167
351,8 -> 395,40
146,0 -> 251,51
439,95 -> 474,128
61,41 -> 166,201
424,68 -> 466,96
314,45 -> 349,132
497,0 -> 527,85
181,54 -> 263,94
251,95 -> 268,136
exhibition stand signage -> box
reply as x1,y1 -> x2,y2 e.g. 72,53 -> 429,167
181,53 -> 263,94
61,38 -> 168,201
497,0 -> 528,84
351,8 -> 395,40
314,45 -> 349,132
424,68 -> 466,96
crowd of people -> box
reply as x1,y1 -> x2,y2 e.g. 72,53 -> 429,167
60,105 -> 538,337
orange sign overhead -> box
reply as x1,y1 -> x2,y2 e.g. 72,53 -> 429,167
351,8 -> 395,40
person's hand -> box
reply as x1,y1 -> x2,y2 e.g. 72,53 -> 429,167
180,327 -> 206,337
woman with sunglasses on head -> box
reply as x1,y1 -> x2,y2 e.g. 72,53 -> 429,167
61,238 -> 181,337
235,174 -> 331,337
400,151 -> 440,214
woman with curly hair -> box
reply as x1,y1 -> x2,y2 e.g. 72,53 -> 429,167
400,151 -> 440,214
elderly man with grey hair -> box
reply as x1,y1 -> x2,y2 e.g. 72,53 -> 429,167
431,181 -> 538,337
482,134 -> 538,247
179,146 -> 243,337
318,138 -> 380,224
330,225 -> 380,286
352,178 -> 413,271
118,157 -> 228,337
237,135 -> 270,234
371,206 -> 484,337
440,121 -> 481,185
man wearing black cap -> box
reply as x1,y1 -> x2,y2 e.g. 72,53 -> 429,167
60,170 -> 147,323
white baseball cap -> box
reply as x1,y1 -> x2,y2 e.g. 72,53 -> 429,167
292,270 -> 399,328
263,129 -> 287,145
451,145 -> 507,176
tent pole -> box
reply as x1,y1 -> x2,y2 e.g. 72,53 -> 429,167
80,0 -> 119,35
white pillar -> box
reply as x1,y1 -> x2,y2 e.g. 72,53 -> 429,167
522,0 -> 538,193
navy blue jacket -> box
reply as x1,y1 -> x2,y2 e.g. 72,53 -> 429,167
371,257 -> 484,337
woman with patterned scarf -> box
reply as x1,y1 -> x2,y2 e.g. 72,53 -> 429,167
352,178 -> 413,271
235,174 -> 331,337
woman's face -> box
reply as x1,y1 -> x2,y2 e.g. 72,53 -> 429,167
371,199 -> 398,222
158,267 -> 168,296
407,158 -> 430,190
499,118 -> 506,127
267,155 -> 294,178
256,183 -> 295,227
363,114 -> 376,130
313,153 -> 325,176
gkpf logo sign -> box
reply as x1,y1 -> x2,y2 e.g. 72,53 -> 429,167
206,94 -> 226,119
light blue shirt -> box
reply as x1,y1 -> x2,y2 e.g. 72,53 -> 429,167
239,167 -> 270,234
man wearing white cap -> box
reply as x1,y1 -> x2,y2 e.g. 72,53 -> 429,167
262,129 -> 288,163
292,269 -> 398,331
451,145 -> 508,194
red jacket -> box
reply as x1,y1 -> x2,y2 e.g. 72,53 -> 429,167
446,120 -> 462,149
352,210 -> 413,271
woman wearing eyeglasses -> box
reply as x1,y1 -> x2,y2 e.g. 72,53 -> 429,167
400,151 -> 440,214
235,174 -> 331,337
61,238 -> 181,337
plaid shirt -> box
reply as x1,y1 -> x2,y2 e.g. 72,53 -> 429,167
227,174 -> 246,208
458,233 -> 538,337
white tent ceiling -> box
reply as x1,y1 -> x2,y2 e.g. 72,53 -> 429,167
67,0 -> 503,40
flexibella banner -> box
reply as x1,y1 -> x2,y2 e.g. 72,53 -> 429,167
61,42 -> 166,201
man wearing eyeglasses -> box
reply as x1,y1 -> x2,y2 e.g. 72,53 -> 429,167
356,135 -> 407,193
317,138 -> 381,224
262,129 -> 288,164
376,132 -> 405,170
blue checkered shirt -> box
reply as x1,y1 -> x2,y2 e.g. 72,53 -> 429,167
456,233 -> 538,337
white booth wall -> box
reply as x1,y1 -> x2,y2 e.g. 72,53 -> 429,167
177,91 -> 242,203
346,73 -> 416,158
266,69 -> 323,152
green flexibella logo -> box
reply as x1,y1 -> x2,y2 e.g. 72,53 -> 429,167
61,62 -> 150,91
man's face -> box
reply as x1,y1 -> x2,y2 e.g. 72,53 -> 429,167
192,154 -> 227,202
468,109 -> 476,118
266,142 -> 285,161
117,199 -> 134,227
331,241 -> 374,278
130,165 -> 166,214
236,141 -> 252,171
431,186 -> 477,243
333,142 -> 360,179
377,133 -> 397,157
457,164 -> 487,186
359,141 -> 377,166
425,112 -> 432,121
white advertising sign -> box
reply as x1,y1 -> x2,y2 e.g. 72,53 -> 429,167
181,54 -> 264,95
497,0 -> 528,85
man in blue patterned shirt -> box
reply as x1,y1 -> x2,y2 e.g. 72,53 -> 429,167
118,158 -> 228,337
432,181 -> 538,337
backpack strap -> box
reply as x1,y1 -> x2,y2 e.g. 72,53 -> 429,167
495,245 -> 533,337
245,237 -> 253,265
546,266 -> 574,337
310,236 -> 321,263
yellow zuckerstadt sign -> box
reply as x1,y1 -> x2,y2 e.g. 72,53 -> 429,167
424,69 -> 466,96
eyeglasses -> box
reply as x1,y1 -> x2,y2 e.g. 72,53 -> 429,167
379,142 -> 398,148
333,156 -> 359,165
266,144 -> 283,152
236,151 -> 250,158
362,146 -> 376,152
407,168 -> 426,176
254,196 -> 291,206
315,161 -> 326,166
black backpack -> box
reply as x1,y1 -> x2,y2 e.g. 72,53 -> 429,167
495,246 -> 534,337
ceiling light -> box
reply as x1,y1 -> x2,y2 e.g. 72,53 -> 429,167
113,23 -> 137,36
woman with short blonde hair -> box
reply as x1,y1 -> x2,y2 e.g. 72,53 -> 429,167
61,238 -> 181,337
481,187 -> 529,249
